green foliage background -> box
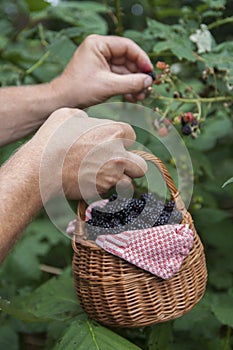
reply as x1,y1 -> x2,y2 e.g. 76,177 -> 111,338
0,0 -> 232,349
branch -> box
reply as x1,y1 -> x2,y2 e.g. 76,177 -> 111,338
114,0 -> 123,36
152,93 -> 232,104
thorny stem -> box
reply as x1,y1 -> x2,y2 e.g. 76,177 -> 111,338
114,0 -> 123,36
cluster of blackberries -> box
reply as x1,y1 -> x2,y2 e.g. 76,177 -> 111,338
181,112 -> 199,137
85,193 -> 182,240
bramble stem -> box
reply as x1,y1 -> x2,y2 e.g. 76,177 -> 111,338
26,51 -> 50,75
208,16 -> 233,30
152,93 -> 232,104
114,0 -> 123,36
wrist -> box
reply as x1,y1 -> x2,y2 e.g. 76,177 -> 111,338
49,75 -> 79,108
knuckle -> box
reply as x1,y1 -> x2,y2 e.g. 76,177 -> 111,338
83,34 -> 100,45
130,77 -> 142,91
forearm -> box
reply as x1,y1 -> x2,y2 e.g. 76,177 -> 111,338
0,82 -> 67,146
0,141 -> 42,263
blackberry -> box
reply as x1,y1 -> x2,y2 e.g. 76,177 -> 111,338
169,209 -> 183,224
145,71 -> 156,80
155,211 -> 171,226
164,199 -> 175,212
109,193 -> 117,202
182,125 -> 192,135
85,193 -> 183,239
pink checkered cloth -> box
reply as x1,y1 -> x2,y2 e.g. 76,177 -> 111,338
67,199 -> 194,280
96,224 -> 193,280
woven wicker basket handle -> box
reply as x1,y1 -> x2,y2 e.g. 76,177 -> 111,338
74,150 -> 187,239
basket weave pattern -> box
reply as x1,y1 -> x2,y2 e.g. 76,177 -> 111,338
72,151 -> 207,328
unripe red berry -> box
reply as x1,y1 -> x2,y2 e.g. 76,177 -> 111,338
182,112 -> 195,123
156,61 -> 167,70
158,127 -> 169,137
165,118 -> 172,126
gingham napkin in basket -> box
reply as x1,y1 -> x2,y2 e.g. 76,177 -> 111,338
96,224 -> 193,280
67,200 -> 194,280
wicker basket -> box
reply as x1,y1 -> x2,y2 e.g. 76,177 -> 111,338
72,150 -> 207,328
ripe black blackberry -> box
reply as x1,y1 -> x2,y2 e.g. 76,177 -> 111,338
182,125 -> 192,135
85,193 -> 182,239
145,71 -> 156,80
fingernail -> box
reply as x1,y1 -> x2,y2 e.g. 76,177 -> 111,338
144,76 -> 152,88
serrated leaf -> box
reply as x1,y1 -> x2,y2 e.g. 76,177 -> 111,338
0,272 -> 82,322
203,42 -> 233,83
147,18 -> 173,39
211,294 -> 233,327
54,319 -> 141,350
153,35 -> 195,61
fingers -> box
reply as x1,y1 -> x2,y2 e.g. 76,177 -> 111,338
106,72 -> 152,97
114,122 -> 136,147
101,35 -> 153,73
124,151 -> 148,178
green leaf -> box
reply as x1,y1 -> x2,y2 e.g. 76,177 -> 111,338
201,0 -> 226,9
0,272 -> 82,322
25,0 -> 50,11
211,293 -> 233,327
148,323 -> 173,350
147,18 -> 173,39
32,1 -> 107,36
54,319 -> 141,350
203,42 -> 233,84
193,207 -> 231,227
0,324 -> 19,350
0,296 -> 41,322
153,34 -> 195,61
174,295 -> 221,338
46,36 -> 77,68
187,115 -> 232,151
189,149 -> 214,179
208,269 -> 233,290
222,177 -> 233,188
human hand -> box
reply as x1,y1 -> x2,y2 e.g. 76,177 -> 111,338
50,34 -> 153,108
32,108 -> 147,201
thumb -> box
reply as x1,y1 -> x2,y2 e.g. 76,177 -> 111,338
124,151 -> 148,178
108,72 -> 153,96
